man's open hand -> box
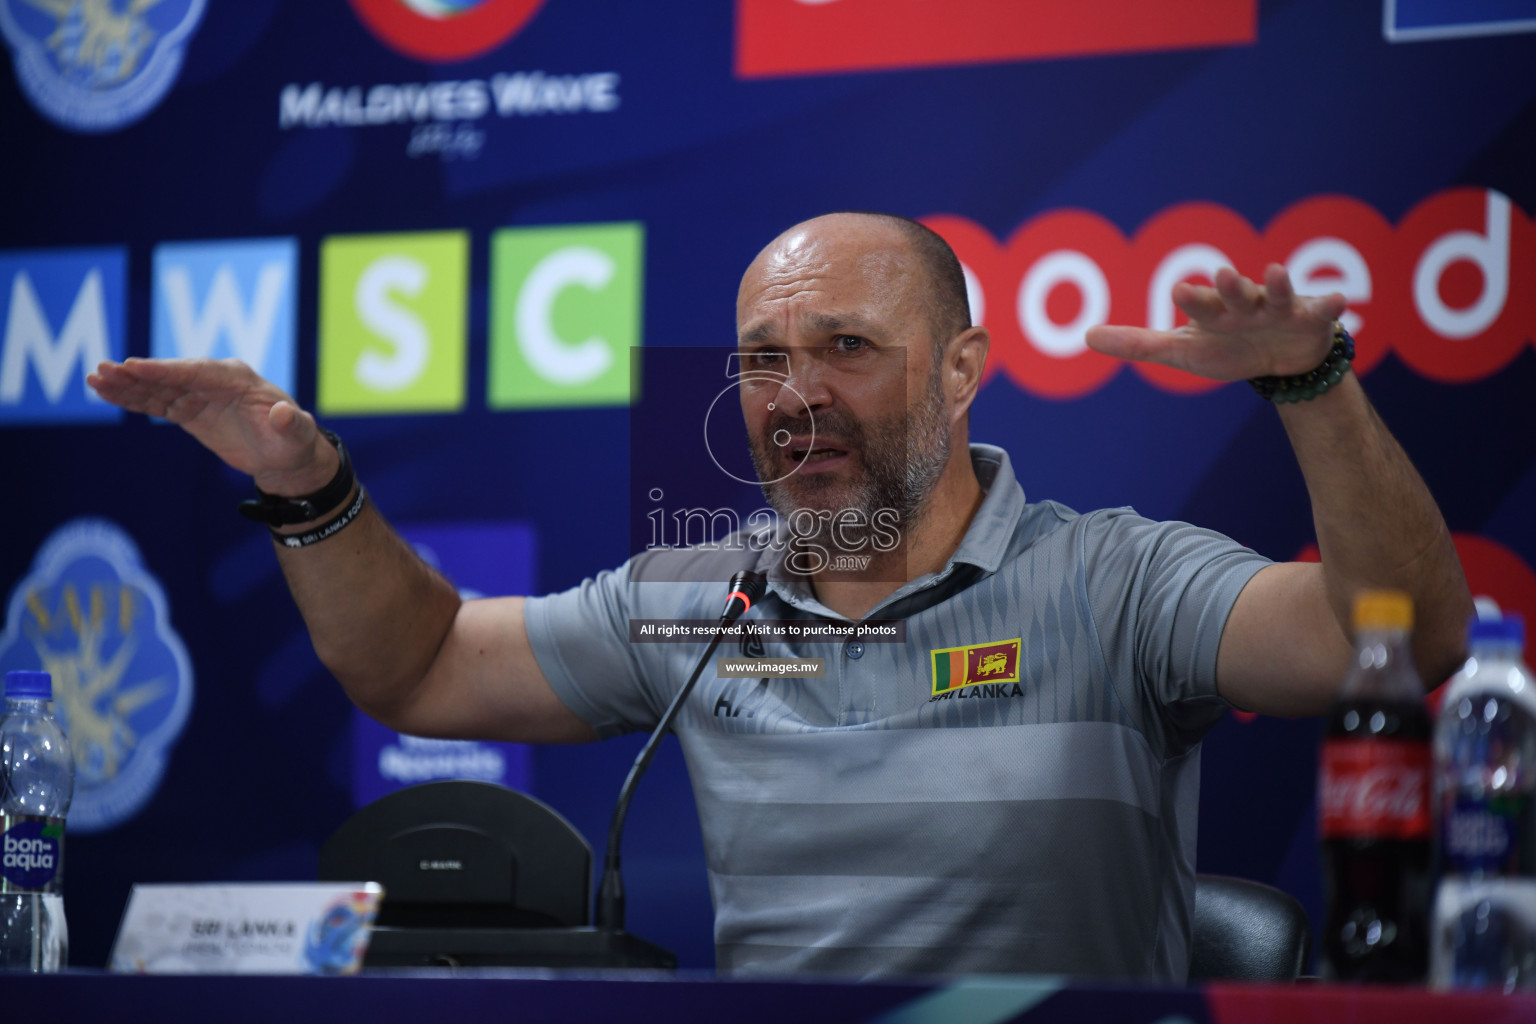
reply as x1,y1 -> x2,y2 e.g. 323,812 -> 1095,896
87,358 -> 337,496
1086,264 -> 1348,381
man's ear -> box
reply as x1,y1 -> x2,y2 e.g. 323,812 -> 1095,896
947,326 -> 990,420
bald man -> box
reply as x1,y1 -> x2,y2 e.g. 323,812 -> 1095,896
89,212 -> 1469,980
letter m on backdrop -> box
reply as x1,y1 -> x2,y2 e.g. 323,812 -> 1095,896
0,248 -> 126,425
152,239 -> 298,396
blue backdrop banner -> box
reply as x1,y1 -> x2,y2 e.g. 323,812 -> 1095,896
3,0 -> 1534,970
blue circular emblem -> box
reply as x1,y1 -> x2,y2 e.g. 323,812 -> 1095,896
0,0 -> 207,133
0,519 -> 193,833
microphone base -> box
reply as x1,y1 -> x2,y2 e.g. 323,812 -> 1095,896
361,925 -> 678,970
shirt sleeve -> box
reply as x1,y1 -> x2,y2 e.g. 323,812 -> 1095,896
521,559 -> 664,739
1079,508 -> 1271,749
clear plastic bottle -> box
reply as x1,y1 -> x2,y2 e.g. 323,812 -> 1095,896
0,670 -> 74,971
1431,613 -> 1536,991
1320,590 -> 1432,981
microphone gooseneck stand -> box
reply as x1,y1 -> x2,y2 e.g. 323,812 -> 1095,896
596,570 -> 767,933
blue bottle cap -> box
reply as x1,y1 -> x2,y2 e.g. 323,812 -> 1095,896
1468,613 -> 1525,648
4,670 -> 52,699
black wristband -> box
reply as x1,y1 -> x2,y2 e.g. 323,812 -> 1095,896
272,486 -> 367,549
1248,324 -> 1356,404
238,428 -> 355,526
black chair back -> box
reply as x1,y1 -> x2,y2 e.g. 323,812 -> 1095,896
319,780 -> 591,930
1189,874 -> 1311,982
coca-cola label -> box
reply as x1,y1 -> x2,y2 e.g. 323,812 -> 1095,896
1320,739 -> 1431,839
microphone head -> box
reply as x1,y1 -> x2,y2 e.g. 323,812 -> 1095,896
721,570 -> 767,623
729,570 -> 767,603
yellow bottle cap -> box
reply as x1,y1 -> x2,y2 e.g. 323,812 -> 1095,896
1354,589 -> 1413,632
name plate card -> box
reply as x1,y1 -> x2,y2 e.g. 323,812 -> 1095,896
110,882 -> 384,975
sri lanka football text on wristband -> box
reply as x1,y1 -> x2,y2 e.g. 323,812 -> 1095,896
272,486 -> 367,549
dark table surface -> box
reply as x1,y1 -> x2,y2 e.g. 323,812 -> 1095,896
7,969 -> 1536,1024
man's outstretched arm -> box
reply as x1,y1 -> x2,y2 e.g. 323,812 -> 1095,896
1088,266 -> 1472,717
88,357 -> 596,744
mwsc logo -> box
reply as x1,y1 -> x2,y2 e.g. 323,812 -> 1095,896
348,0 -> 546,62
0,247 -> 125,426
151,238 -> 299,396
0,519 -> 194,834
318,231 -> 469,416
488,222 -> 643,409
0,0 -> 206,133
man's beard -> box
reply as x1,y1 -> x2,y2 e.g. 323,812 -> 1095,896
747,367 -> 951,552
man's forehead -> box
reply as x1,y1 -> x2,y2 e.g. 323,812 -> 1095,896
747,218 -> 913,281
736,217 -> 923,331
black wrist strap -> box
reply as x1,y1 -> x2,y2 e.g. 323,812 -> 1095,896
238,428 -> 355,526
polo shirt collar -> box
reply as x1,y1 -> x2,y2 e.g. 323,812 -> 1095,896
949,443 -> 1024,575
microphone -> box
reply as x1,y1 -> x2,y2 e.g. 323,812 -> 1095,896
595,570 -> 767,933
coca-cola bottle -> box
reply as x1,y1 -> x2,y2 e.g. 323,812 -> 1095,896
1320,589 -> 1432,981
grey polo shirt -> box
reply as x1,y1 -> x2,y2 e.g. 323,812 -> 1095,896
523,444 -> 1270,980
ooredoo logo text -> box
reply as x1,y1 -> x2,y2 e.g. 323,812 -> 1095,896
348,0 -> 546,62
926,187 -> 1533,399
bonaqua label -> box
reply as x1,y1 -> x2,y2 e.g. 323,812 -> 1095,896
1,816 -> 63,891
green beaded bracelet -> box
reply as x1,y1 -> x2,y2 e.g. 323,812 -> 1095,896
1248,323 -> 1356,403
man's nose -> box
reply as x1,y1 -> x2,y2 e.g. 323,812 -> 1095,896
774,351 -> 832,412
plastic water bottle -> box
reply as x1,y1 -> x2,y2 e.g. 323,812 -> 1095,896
1431,613 -> 1536,991
0,670 -> 74,971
